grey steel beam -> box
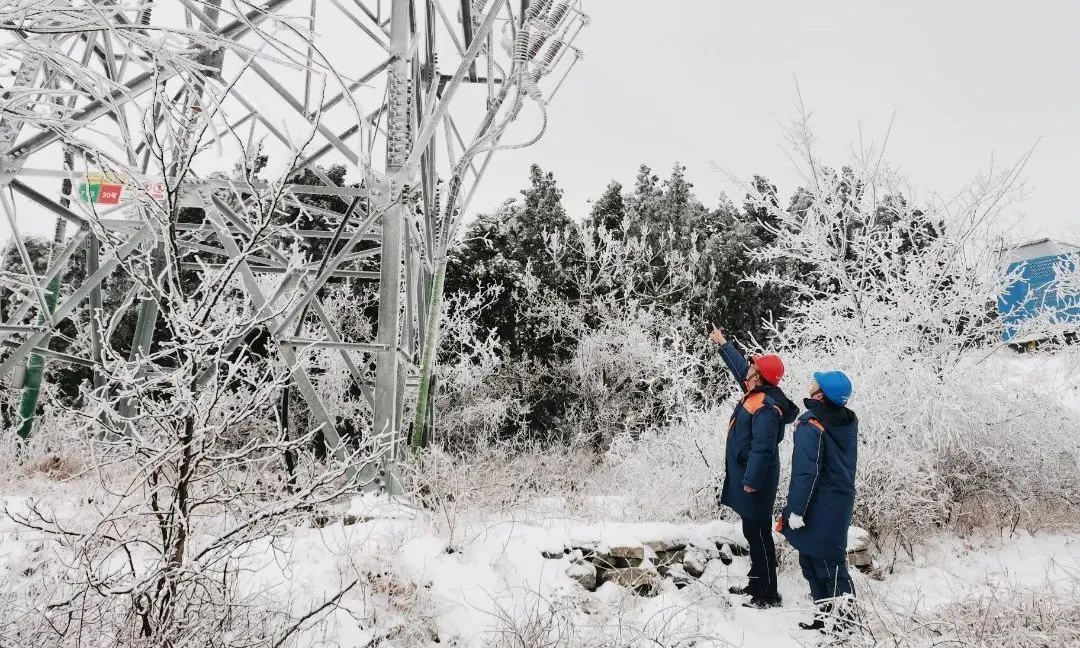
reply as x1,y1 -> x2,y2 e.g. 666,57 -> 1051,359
199,190 -> 357,477
0,224 -> 154,381
400,0 -> 507,175
361,0 -> 414,496
181,0 -> 362,166
9,0 -> 296,160
268,205 -> 387,336
0,325 -> 43,333
15,169 -> 370,199
312,59 -> 394,119
279,339 -> 389,351
459,0 -> 479,82
9,179 -> 88,229
100,218 -> 381,242
10,70 -> 168,160
179,262 -> 379,280
203,193 -> 377,407
0,339 -> 100,368
349,0 -> 390,35
326,0 -> 391,52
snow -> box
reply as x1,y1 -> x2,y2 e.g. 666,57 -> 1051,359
866,532 -> 1080,612
0,490 -> 1077,646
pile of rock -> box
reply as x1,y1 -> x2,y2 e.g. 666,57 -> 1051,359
545,537 -> 744,597
548,526 -> 877,596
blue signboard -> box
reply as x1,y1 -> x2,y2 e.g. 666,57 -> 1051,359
998,252 -> 1080,341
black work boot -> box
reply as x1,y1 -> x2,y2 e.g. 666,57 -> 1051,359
742,593 -> 783,609
800,601 -> 831,632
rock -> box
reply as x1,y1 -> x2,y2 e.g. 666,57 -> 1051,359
653,548 -> 686,569
608,546 -> 646,562
847,526 -> 871,552
665,564 -> 694,589
848,548 -> 874,570
644,539 -> 686,553
312,510 -> 366,528
693,541 -> 720,560
588,545 -> 650,570
542,549 -> 566,560
846,527 -> 874,572
566,561 -> 598,590
601,566 -> 661,596
717,543 -> 734,565
683,547 -> 708,578
585,551 -> 622,570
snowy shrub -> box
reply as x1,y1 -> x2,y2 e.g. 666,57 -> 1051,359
561,308 -> 714,451
740,111 -> 1080,542
405,441 -> 598,544
595,409 -> 729,522
433,286 -> 526,450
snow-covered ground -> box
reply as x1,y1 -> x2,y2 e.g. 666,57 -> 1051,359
5,491 -> 1073,647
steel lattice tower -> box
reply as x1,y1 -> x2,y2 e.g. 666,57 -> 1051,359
0,0 -> 587,494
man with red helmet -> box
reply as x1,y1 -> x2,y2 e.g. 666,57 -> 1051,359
709,324 -> 799,609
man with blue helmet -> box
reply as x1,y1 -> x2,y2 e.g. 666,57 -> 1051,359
780,370 -> 859,632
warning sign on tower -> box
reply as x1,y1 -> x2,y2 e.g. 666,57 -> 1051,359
77,173 -> 167,205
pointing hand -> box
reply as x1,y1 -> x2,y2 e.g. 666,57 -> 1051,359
709,322 -> 727,345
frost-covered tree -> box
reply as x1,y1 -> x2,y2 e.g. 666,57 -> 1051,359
0,3 -> 377,644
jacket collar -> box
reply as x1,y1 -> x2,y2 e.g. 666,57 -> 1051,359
803,397 -> 856,428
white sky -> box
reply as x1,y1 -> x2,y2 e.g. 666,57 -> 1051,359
3,0 -> 1077,242
468,0 -> 1080,236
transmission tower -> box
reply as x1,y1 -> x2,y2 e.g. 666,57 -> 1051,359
0,0 -> 588,494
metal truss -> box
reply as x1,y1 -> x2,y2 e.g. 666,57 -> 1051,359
0,0 -> 588,494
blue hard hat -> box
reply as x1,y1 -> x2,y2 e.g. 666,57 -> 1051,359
813,371 -> 853,405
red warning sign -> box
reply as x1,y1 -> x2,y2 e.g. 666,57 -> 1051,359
97,184 -> 122,204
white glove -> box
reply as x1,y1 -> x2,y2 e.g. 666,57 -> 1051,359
788,513 -> 806,530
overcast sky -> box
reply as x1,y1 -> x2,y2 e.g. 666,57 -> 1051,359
468,0 -> 1080,237
2,1 -> 1077,242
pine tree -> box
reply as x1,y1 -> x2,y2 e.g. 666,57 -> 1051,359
445,164 -> 578,360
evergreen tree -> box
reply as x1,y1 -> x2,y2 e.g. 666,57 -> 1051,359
445,164 -> 578,361
587,181 -> 626,235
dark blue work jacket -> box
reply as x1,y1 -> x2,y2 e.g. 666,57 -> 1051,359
717,343 -> 799,521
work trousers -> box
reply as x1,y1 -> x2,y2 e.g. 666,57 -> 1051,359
798,552 -> 855,602
741,518 -> 778,598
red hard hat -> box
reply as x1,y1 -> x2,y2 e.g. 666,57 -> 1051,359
751,354 -> 785,385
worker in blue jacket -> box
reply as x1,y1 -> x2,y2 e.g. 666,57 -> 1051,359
709,325 -> 799,609
780,370 -> 859,631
